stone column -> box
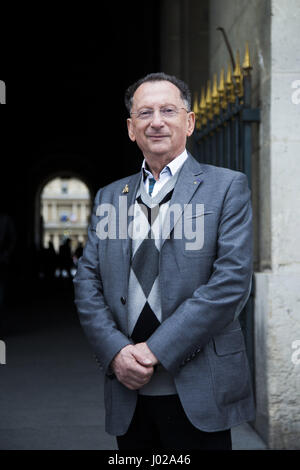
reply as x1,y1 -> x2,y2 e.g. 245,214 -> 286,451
42,202 -> 48,222
52,202 -> 57,222
80,203 -> 86,224
254,0 -> 300,449
72,203 -> 77,221
209,0 -> 300,449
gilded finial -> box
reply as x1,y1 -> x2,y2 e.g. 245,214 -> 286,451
218,68 -> 225,94
233,50 -> 241,79
193,92 -> 201,130
212,73 -> 220,116
242,42 -> 252,75
218,68 -> 227,110
226,63 -> 235,103
193,92 -> 199,114
233,50 -> 244,98
205,80 -> 213,120
199,86 -> 207,127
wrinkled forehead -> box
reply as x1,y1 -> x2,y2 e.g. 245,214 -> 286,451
132,80 -> 183,109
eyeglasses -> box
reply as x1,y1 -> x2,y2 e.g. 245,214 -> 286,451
130,106 -> 188,121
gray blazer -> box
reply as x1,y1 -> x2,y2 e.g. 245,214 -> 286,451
73,154 -> 255,436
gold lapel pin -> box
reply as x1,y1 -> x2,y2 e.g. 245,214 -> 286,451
122,184 -> 129,194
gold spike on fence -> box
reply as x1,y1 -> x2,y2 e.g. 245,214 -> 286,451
226,63 -> 235,104
199,86 -> 207,127
205,79 -> 213,121
212,74 -> 220,116
242,42 -> 252,75
193,92 -> 200,130
218,68 -> 227,110
193,42 -> 252,129
233,50 -> 244,99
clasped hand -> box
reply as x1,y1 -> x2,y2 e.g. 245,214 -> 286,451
111,342 -> 159,390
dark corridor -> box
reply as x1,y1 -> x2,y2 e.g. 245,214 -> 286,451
0,4 -> 160,449
0,1 -> 160,280
0,3 -> 161,317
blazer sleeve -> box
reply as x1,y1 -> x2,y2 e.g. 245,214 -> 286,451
73,189 -> 132,375
146,172 -> 253,375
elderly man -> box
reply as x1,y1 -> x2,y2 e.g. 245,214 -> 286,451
73,72 -> 255,450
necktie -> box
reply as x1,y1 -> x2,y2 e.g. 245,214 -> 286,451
148,177 -> 156,196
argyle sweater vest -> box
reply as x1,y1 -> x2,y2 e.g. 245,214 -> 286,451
127,173 -> 179,395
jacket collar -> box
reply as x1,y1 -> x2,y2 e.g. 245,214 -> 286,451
160,152 -> 204,244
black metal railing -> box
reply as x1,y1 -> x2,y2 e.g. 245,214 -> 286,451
192,43 -> 260,385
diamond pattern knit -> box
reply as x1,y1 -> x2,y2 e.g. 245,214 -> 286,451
128,173 -> 179,344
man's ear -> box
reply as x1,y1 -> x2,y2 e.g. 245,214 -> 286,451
186,112 -> 196,137
127,118 -> 136,142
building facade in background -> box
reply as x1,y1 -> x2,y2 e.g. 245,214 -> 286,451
41,177 -> 90,253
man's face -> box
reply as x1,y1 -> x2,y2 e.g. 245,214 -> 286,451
127,80 -> 195,161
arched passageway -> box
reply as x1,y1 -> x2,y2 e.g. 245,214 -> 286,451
34,175 -> 92,281
40,176 -> 91,252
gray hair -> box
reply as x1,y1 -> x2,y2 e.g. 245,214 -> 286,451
124,72 -> 192,114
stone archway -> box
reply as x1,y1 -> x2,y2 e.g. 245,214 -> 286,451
27,152 -> 97,252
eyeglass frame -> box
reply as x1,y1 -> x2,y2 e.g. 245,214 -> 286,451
130,105 -> 189,121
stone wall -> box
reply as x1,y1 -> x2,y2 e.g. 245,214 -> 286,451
209,0 -> 300,449
159,0 -> 209,101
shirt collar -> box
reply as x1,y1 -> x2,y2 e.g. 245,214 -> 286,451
142,149 -> 188,180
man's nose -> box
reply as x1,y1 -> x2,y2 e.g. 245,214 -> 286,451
150,109 -> 164,127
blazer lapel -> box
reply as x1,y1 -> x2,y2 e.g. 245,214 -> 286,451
161,154 -> 204,245
119,155 -> 204,280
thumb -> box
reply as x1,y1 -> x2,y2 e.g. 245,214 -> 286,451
131,350 -> 153,367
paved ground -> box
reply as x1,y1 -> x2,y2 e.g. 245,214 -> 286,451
0,279 -> 267,450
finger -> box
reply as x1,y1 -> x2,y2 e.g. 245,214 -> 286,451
127,367 -> 154,385
122,364 -> 154,385
116,365 -> 153,385
123,374 -> 152,390
119,348 -> 152,368
131,350 -> 154,367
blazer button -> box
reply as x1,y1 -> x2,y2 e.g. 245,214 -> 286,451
120,296 -> 126,305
